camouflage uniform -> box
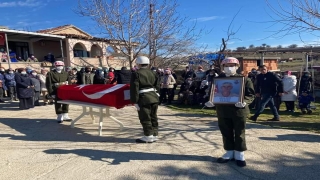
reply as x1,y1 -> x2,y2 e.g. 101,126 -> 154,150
215,74 -> 255,151
130,67 -> 160,136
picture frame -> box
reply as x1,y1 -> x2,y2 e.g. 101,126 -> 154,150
209,77 -> 245,105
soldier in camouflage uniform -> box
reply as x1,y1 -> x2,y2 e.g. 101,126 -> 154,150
205,57 -> 255,167
46,61 -> 72,123
130,56 -> 160,143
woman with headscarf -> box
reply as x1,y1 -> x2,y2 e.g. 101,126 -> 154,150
281,71 -> 297,112
159,69 -> 176,105
38,69 -> 53,105
15,68 -> 34,110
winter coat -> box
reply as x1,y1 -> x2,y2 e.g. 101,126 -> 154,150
181,70 -> 196,80
281,75 -> 297,101
298,95 -> 314,104
116,69 -> 132,84
4,73 -> 16,87
30,75 -> 41,92
38,74 -> 47,91
81,72 -> 94,84
256,72 -> 284,95
194,70 -> 206,81
15,74 -> 34,99
0,73 -> 7,90
160,74 -> 176,89
93,70 -> 106,84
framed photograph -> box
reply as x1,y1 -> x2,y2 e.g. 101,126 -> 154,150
209,77 -> 245,104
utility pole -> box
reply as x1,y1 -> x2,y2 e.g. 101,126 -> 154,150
149,3 -> 156,67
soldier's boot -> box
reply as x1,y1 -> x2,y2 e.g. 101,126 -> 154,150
307,109 -> 312,114
136,135 -> 154,143
217,150 -> 234,163
235,151 -> 246,167
62,113 -> 72,121
57,114 -> 63,123
301,108 -> 307,114
153,136 -> 158,142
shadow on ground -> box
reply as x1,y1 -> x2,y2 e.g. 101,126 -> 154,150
43,148 -> 320,180
0,118 -> 136,143
259,133 -> 320,143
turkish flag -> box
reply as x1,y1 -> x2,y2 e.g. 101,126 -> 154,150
0,33 -> 5,46
57,84 -> 132,109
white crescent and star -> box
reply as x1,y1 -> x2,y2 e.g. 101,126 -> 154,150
74,84 -> 126,100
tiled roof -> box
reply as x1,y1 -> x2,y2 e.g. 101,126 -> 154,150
36,24 -> 92,38
36,24 -> 72,33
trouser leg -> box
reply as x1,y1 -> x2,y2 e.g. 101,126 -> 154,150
42,91 -> 48,103
254,94 -> 272,118
0,88 -> 3,100
285,101 -> 289,110
159,88 -> 165,103
34,91 -> 40,105
267,97 -> 280,119
232,116 -> 247,151
167,88 -> 173,103
8,86 -> 14,100
218,117 -> 235,150
138,104 -> 154,136
150,103 -> 159,136
54,96 -> 63,114
289,101 -> 295,111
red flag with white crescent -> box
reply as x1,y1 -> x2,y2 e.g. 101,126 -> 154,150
57,84 -> 131,109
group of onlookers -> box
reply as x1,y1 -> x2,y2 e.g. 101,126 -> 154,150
0,64 -> 316,117
0,67 -> 54,110
0,65 -> 134,110
248,66 -> 315,122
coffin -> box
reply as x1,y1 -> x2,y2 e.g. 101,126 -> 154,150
57,84 -> 131,109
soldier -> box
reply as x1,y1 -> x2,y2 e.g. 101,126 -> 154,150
130,56 -> 160,143
46,61 -> 72,123
205,57 -> 255,167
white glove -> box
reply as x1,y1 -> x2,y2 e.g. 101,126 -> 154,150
134,104 -> 140,111
235,102 -> 246,108
51,95 -> 56,99
65,81 -> 69,85
204,101 -> 215,107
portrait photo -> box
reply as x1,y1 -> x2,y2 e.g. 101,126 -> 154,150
210,77 -> 244,104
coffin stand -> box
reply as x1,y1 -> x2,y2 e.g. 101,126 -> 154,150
57,84 -> 131,136
57,100 -> 124,136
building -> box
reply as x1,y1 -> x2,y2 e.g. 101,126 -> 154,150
0,25 -> 132,70
237,56 -> 280,75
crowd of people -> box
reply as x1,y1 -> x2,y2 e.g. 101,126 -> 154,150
0,61 -> 316,115
0,56 -> 318,168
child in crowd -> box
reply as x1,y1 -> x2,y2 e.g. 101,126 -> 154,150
298,91 -> 315,114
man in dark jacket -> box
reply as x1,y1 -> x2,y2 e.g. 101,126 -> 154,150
181,66 -> 196,80
117,67 -> 131,84
130,56 -> 160,143
250,65 -> 284,121
0,68 -> 7,103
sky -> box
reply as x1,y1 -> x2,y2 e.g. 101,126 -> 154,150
1,0 -> 320,51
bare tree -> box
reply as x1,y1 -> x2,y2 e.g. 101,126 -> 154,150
214,9 -> 242,69
266,0 -> 320,37
76,0 -> 201,68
